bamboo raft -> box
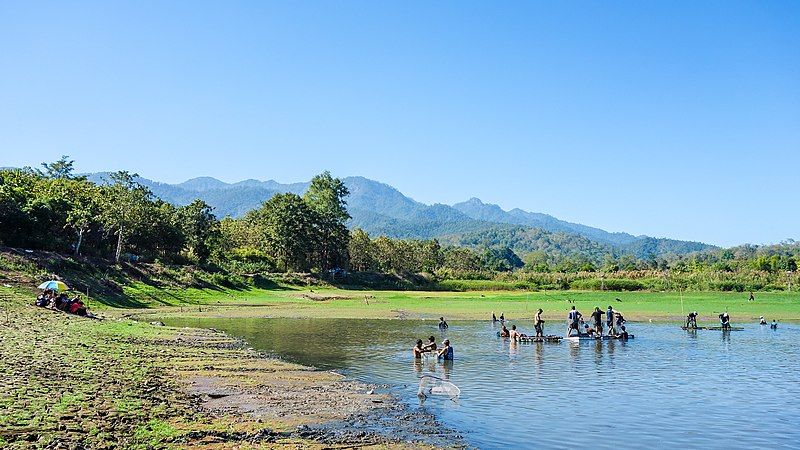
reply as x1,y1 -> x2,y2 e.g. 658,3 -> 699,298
681,326 -> 744,331
565,334 -> 635,341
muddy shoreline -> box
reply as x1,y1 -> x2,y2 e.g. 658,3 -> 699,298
155,321 -> 465,448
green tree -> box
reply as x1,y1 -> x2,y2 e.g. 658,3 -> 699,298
178,199 -> 219,264
303,171 -> 350,271
255,193 -> 317,271
39,155 -> 77,179
100,171 -> 153,262
348,228 -> 377,271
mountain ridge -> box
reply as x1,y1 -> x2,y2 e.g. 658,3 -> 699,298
80,172 -> 713,259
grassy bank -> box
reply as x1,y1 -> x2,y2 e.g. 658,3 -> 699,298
122,285 -> 800,323
0,286 -> 443,449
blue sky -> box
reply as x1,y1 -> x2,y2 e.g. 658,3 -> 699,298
1,1 -> 798,247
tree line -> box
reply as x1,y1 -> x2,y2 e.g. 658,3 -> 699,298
1,157 -> 798,288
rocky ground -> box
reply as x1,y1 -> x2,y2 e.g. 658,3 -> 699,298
0,286 -> 461,449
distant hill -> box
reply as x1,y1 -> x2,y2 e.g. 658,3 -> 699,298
81,172 -> 714,259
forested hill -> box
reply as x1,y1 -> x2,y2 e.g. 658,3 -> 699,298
84,172 -> 713,259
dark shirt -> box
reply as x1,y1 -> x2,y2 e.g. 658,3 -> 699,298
591,311 -> 603,324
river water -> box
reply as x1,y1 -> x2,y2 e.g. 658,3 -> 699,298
163,318 -> 800,449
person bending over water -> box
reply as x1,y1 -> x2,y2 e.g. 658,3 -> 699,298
413,339 -> 425,359
437,339 -> 453,360
759,316 -> 767,325
438,317 -> 449,330
719,312 -> 731,330
567,306 -> 582,337
499,324 -> 510,337
686,311 -> 698,329
534,308 -> 544,338
582,324 -> 598,338
422,336 -> 437,352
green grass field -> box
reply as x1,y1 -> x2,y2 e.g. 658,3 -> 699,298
116,284 -> 800,323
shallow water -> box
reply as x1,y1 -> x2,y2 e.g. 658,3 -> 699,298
164,317 -> 800,448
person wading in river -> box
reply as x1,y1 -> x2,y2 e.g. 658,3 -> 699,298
534,308 -> 544,338
686,311 -> 698,329
567,306 -> 582,337
413,339 -> 425,359
590,307 -> 604,336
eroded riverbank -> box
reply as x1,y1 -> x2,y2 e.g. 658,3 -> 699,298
0,287 -> 460,449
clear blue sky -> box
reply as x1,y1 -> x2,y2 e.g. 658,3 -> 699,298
1,1 -> 798,247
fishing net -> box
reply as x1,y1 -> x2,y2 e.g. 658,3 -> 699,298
418,375 -> 460,400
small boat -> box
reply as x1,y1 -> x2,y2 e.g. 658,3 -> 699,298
565,334 -> 635,341
681,326 -> 744,331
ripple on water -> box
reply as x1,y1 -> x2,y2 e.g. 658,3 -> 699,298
163,318 -> 800,449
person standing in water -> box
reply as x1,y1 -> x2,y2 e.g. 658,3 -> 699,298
534,308 -> 544,338
719,312 -> 731,330
422,336 -> 437,353
759,316 -> 767,325
499,324 -> 510,337
590,307 -> 604,336
567,306 -> 582,337
606,306 -> 615,335
438,317 -> 449,330
413,339 -> 425,359
437,339 -> 454,360
509,325 -> 522,342
492,311 -> 497,322
686,311 -> 698,329
770,319 -> 778,329
500,312 -> 505,322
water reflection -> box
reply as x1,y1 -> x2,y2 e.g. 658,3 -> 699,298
163,318 -> 800,449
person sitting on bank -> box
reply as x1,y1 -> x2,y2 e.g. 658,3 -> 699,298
566,306 -> 582,337
35,290 -> 51,308
413,339 -> 426,359
422,336 -> 437,352
719,312 -> 731,330
69,296 -> 87,316
759,316 -> 767,325
54,293 -> 69,311
438,317 -> 449,330
534,308 -> 544,338
499,324 -> 510,337
686,311 -> 698,329
437,339 -> 454,360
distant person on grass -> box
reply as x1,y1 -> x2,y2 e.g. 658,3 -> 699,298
749,291 -> 755,302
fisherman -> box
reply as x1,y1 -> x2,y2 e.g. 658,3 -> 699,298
437,339 -> 454,360
534,308 -> 544,338
509,324 -> 523,341
422,336 -> 437,352
686,311 -> 698,329
566,306 -> 582,337
413,339 -> 425,359
759,316 -> 767,325
606,305 -> 615,335
719,312 -> 731,330
770,319 -> 778,329
590,307 -> 604,335
438,317 -> 449,330
499,324 -> 510,337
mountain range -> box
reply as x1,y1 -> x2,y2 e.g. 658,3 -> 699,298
84,173 -> 713,260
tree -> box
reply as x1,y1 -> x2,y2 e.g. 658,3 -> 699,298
303,171 -> 350,271
255,193 -> 317,271
39,155 -> 77,179
348,228 -> 377,271
100,171 -> 153,262
178,199 -> 219,264
63,180 -> 100,256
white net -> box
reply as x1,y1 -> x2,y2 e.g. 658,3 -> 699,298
418,375 -> 460,400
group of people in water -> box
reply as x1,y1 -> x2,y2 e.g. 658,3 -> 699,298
35,289 -> 92,317
493,305 -> 630,340
685,311 -> 778,329
412,334 -> 454,360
